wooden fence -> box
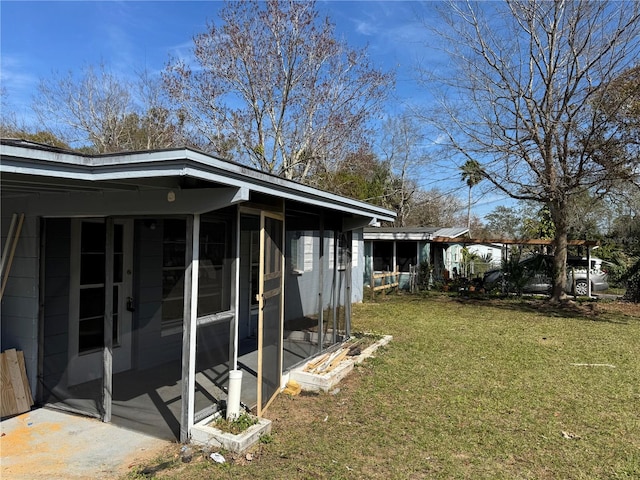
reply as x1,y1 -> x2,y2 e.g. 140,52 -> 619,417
370,269 -> 399,299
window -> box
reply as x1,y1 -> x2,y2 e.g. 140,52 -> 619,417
396,241 -> 417,273
288,231 -> 314,274
198,218 -> 231,317
77,221 -> 121,353
373,241 -> 393,271
337,233 -> 349,271
161,216 -> 233,333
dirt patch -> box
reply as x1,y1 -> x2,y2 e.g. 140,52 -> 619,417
596,300 -> 640,318
450,294 -> 640,321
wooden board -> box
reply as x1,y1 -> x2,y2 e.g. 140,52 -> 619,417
17,351 -> 34,407
372,272 -> 399,280
323,349 -> 350,374
0,353 -> 18,417
0,349 -> 33,418
373,282 -> 399,291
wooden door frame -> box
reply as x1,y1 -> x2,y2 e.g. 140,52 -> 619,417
256,210 -> 285,417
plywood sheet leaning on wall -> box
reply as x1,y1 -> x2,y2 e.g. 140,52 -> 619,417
1,349 -> 34,418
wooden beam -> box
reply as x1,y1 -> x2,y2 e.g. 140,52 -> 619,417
0,213 -> 18,272
431,237 -> 599,246
1,213 -> 24,300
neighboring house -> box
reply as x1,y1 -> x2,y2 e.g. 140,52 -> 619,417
459,244 -> 504,277
362,226 -> 469,290
466,244 -> 503,266
0,139 -> 395,441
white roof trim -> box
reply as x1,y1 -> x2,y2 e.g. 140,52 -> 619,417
1,144 -> 396,222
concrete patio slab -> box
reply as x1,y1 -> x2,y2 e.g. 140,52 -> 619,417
1,408 -> 170,480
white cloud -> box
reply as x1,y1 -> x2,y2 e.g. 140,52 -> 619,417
355,19 -> 378,36
0,54 -> 39,110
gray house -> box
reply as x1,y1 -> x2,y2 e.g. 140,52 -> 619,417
362,226 -> 469,289
0,139 -> 395,441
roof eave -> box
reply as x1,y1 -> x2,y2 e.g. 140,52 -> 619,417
0,144 -> 396,222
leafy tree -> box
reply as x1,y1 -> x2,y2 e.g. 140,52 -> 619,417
460,159 -> 482,234
590,65 -> 640,173
422,1 -> 640,302
318,150 -> 391,206
485,206 -> 522,239
163,0 -> 393,180
0,122 -> 70,149
522,205 -> 556,241
594,64 -> 640,299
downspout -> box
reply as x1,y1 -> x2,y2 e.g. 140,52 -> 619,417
226,207 -> 243,421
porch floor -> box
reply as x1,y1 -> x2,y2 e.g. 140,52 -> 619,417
108,337 -> 318,440
0,408 -> 168,480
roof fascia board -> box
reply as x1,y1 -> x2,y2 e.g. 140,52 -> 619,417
363,232 -> 434,241
342,217 -> 381,232
431,237 -> 599,247
1,145 -> 395,222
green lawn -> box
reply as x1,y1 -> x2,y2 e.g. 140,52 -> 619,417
127,295 -> 640,479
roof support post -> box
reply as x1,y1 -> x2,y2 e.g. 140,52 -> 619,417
180,214 -> 199,442
230,207 -> 241,371
317,214 -> 325,354
587,246 -> 592,298
102,217 -> 114,423
345,230 -> 352,339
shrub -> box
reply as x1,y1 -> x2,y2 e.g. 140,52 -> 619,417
622,258 -> 640,303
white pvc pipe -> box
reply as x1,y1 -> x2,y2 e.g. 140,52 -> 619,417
226,369 -> 243,420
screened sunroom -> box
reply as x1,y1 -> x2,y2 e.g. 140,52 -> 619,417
0,140 -> 395,441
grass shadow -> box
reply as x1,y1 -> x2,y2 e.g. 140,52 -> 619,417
448,293 -> 640,324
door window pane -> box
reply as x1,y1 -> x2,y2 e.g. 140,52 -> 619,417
162,219 -> 186,331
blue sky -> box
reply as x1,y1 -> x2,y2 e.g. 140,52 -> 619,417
0,1 -> 510,218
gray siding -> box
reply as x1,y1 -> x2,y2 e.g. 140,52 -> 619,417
284,232 -> 322,322
134,220 -> 182,369
42,219 -> 71,400
1,207 -> 41,399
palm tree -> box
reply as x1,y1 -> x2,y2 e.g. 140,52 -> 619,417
460,159 -> 483,235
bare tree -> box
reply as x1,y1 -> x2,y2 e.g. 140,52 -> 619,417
33,64 -> 181,153
421,0 -> 640,302
378,114 -> 429,227
405,188 -> 466,228
33,64 -> 133,152
163,0 -> 393,180
127,69 -> 186,151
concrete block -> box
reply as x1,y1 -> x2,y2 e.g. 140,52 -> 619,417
289,334 -> 393,392
190,415 -> 271,453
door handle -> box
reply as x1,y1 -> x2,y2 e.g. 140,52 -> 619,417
126,297 -> 136,312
